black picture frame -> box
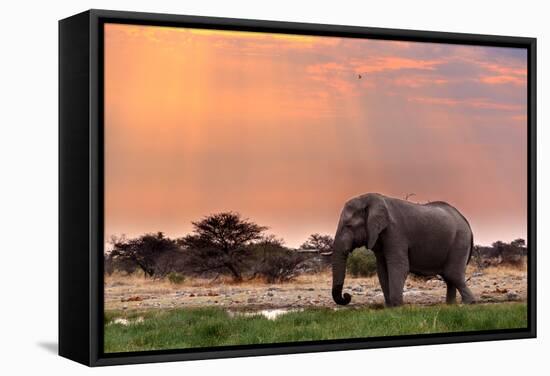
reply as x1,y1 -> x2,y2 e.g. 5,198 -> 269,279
59,9 -> 537,367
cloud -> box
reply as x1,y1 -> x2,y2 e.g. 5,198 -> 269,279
104,24 -> 528,247
408,96 -> 524,112
304,56 -> 446,96
391,76 -> 449,88
482,62 -> 527,77
306,56 -> 443,77
351,56 -> 443,73
480,75 -> 525,85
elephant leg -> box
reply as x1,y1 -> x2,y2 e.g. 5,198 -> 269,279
443,239 -> 475,304
375,255 -> 390,304
386,262 -> 408,307
444,279 -> 457,304
456,282 -> 475,304
443,273 -> 475,304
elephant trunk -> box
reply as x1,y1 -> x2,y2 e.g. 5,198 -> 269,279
331,234 -> 352,305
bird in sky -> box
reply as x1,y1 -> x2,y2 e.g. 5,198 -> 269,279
358,74 -> 362,79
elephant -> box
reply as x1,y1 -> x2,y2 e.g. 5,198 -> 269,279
331,193 -> 475,307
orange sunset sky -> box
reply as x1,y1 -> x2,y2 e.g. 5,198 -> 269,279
104,23 -> 527,248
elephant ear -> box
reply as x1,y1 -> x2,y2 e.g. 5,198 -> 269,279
366,200 -> 389,250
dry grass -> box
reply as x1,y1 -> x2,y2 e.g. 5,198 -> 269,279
477,263 -> 527,278
105,272 -> 227,290
467,257 -> 527,275
105,270 -> 339,290
105,261 -> 526,292
105,263 -> 527,312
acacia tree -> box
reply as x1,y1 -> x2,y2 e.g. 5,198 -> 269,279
300,233 -> 334,254
110,232 -> 178,278
511,238 -> 527,254
180,212 -> 267,281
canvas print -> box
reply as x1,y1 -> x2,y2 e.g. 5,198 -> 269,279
103,23 -> 528,353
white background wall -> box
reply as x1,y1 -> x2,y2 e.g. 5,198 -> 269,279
0,0 -> 546,374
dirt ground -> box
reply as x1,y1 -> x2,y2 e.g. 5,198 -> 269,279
104,265 -> 527,312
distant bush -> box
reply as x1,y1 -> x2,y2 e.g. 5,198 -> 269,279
347,247 -> 377,277
248,242 -> 306,283
104,254 -> 115,276
167,272 -> 185,284
258,250 -> 305,283
110,254 -> 139,275
153,249 -> 188,277
474,239 -> 527,269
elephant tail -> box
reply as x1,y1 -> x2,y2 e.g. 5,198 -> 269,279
467,233 -> 474,265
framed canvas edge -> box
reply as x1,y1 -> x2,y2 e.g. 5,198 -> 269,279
92,330 -> 535,367
72,9 -> 536,367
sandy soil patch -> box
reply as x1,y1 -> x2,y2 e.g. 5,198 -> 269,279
104,265 -> 527,312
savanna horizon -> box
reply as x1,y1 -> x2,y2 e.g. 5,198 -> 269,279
104,208 -> 527,251
104,24 -> 527,249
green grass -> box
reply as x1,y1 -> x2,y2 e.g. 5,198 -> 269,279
104,303 -> 527,353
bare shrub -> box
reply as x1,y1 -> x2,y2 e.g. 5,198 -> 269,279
153,249 -> 188,277
248,239 -> 306,283
256,249 -> 306,283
